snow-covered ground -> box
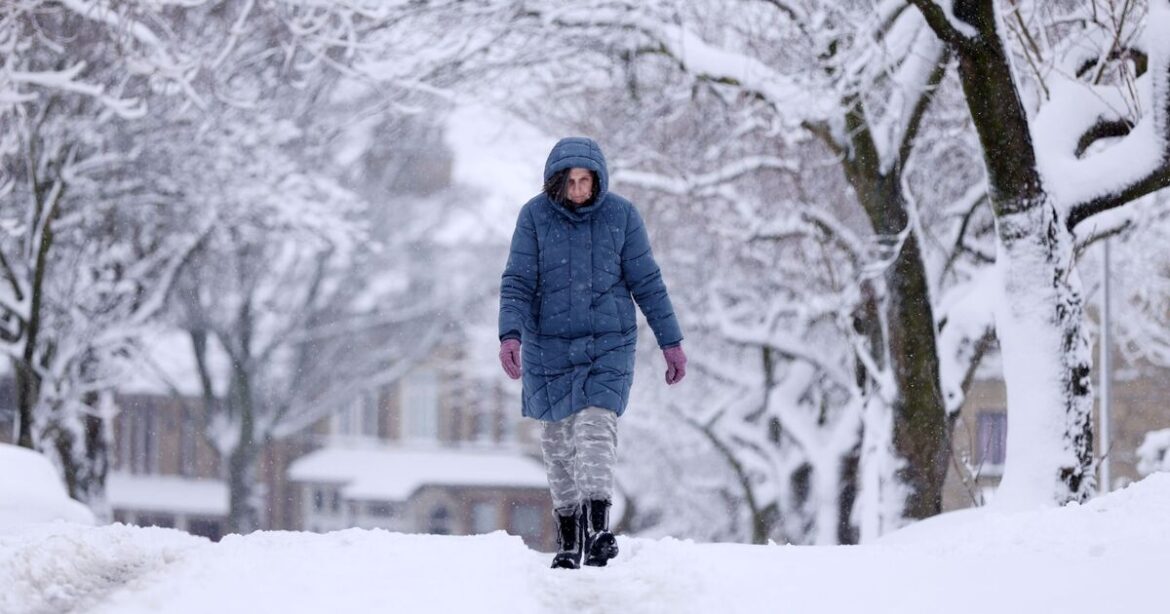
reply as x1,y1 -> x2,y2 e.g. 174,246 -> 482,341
3,473 -> 1169,614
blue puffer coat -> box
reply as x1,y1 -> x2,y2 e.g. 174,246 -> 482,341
498,137 -> 683,422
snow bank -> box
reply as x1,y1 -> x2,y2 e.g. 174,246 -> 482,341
0,524 -> 205,614
880,472 -> 1170,555
3,473 -> 1170,613
0,444 -> 95,534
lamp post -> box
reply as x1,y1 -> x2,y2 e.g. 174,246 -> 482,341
1099,238 -> 1112,493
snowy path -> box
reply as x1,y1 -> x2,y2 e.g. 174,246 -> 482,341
4,475 -> 1170,614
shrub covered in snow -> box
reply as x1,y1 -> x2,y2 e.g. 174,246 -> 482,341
1136,429 -> 1170,476
0,444 -> 94,533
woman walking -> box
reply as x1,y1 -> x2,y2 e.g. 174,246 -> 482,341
498,136 -> 687,569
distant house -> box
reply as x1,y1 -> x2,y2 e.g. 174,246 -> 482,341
93,330 -> 554,547
106,384 -> 320,539
108,390 -> 231,541
289,446 -> 550,545
0,358 -> 232,539
943,352 -> 1170,510
287,358 -> 555,549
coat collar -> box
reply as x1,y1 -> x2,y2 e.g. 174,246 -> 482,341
544,193 -> 604,222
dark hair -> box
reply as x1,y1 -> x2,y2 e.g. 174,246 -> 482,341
543,168 -> 598,206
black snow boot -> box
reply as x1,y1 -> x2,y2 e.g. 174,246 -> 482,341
583,499 -> 618,567
550,508 -> 584,569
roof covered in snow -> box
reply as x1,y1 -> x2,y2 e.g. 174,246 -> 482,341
120,328 -> 231,397
287,446 -> 547,501
106,473 -> 229,517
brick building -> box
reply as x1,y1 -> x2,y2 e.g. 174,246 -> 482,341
944,354 -> 1170,509
0,336 -> 552,548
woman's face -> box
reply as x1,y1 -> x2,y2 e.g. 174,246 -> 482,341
566,168 -> 594,205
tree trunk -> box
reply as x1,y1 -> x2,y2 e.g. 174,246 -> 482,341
695,417 -> 774,544
227,365 -> 261,534
992,204 -> 1095,506
946,0 -> 1095,505
841,124 -> 949,530
80,406 -> 111,518
15,189 -> 53,449
227,437 -> 261,534
14,361 -> 38,449
836,441 -> 861,544
49,405 -> 110,510
886,233 -> 950,520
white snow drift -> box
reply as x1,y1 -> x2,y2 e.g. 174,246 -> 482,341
0,444 -> 94,534
2,472 -> 1169,614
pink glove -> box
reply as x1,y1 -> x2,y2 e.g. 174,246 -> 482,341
663,345 -> 687,385
499,339 -> 521,380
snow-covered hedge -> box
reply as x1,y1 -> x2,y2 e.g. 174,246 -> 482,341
1136,429 -> 1170,476
0,444 -> 94,533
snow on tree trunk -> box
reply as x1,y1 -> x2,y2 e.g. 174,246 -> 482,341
808,427 -> 862,545
38,392 -> 114,518
858,391 -> 909,540
992,201 -> 1095,507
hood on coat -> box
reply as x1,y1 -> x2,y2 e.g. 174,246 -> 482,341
543,137 -> 610,214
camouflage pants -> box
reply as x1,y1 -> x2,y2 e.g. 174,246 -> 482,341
540,406 -> 618,515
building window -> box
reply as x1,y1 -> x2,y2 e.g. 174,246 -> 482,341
428,505 -> 451,535
131,408 -> 159,475
313,488 -> 325,512
119,410 -> 133,472
509,503 -> 543,540
498,410 -> 515,443
332,391 -> 380,440
331,489 -> 342,514
471,502 -> 498,534
471,411 -> 493,444
401,368 -> 439,442
363,392 -> 379,437
367,502 -> 396,518
179,408 -> 197,477
336,403 -> 352,436
976,410 -> 1008,471
146,409 -> 159,473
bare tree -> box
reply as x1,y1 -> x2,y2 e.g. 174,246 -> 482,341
0,0 -> 484,511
